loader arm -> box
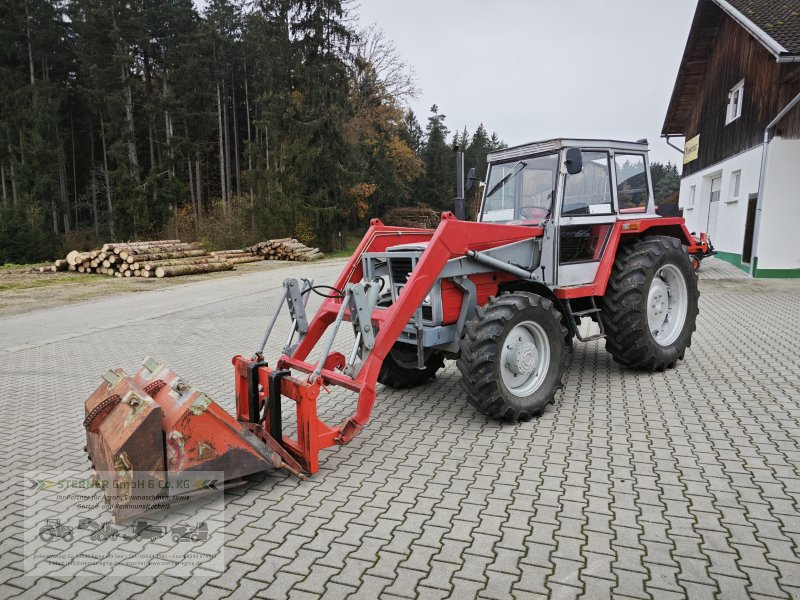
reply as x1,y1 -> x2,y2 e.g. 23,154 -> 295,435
236,213 -> 542,474
84,212 -> 543,517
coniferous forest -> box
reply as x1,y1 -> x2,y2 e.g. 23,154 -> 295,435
0,0 -> 509,263
0,0 -> 683,264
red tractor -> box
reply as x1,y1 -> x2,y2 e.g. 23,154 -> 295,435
84,139 -> 702,520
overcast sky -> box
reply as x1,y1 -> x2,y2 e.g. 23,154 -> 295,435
355,0 -> 697,166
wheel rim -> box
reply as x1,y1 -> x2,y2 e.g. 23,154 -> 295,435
500,321 -> 551,397
647,263 -> 688,346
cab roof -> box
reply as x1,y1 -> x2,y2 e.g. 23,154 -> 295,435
487,138 -> 650,163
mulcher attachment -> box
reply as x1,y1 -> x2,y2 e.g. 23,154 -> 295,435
83,357 -> 301,522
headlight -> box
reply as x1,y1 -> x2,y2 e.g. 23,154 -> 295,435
423,294 -> 431,304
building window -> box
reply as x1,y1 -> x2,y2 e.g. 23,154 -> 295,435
729,170 -> 741,202
726,80 -> 744,124
687,185 -> 696,208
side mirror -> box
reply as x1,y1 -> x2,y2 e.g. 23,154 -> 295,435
465,167 -> 476,192
565,147 -> 583,175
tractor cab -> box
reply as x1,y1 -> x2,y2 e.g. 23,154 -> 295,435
479,138 -> 656,223
479,139 -> 661,288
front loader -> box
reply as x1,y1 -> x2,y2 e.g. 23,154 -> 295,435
84,138 -> 701,520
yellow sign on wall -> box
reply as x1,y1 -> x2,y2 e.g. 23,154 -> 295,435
684,135 -> 700,164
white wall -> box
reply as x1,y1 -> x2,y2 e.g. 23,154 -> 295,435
678,145 -> 763,258
756,137 -> 800,271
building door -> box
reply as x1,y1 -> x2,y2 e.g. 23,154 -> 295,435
706,176 -> 721,238
742,193 -> 758,264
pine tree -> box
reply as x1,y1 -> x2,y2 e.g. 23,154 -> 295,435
0,0 -> 69,261
400,110 -> 424,156
651,161 -> 680,201
417,105 -> 452,212
464,124 -> 491,218
288,0 -> 356,249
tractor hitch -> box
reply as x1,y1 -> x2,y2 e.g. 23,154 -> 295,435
232,354 -> 363,474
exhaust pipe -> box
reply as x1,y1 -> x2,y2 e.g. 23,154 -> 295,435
455,146 -> 465,220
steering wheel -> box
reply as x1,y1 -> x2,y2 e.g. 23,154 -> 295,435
519,206 -> 549,221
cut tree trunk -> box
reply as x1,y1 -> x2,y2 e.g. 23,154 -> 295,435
155,262 -> 233,278
66,250 -> 92,266
141,257 -> 228,271
210,248 -> 250,256
124,249 -> 207,263
224,256 -> 262,265
120,242 -> 201,260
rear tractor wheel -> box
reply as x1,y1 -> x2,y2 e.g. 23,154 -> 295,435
599,235 -> 699,371
378,343 -> 445,389
457,292 -> 569,421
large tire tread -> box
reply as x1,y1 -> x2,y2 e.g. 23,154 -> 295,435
378,346 -> 445,389
599,235 -> 699,371
457,292 -> 569,422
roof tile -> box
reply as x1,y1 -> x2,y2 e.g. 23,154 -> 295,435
727,0 -> 800,54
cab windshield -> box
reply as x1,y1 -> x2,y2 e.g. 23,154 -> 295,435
480,153 -> 559,224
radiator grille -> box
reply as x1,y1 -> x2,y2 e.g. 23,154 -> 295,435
389,257 -> 414,285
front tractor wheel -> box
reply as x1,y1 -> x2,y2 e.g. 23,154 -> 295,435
457,292 -> 569,422
599,236 -> 699,371
378,343 -> 445,389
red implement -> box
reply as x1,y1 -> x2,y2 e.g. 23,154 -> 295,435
83,358 -> 299,521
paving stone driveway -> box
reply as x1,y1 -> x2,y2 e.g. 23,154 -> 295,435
1,257 -> 799,599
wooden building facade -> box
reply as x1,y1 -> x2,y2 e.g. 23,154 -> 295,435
663,0 -> 800,277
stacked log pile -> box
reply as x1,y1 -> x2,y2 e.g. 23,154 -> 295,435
54,239 -> 245,278
384,206 -> 438,229
251,238 -> 324,261
45,236 -> 322,279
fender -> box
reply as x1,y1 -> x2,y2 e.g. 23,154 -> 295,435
555,217 -> 694,300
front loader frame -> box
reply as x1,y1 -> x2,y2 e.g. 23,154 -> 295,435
233,214 -> 542,474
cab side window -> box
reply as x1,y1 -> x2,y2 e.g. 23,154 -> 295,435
615,154 -> 649,212
562,151 -> 613,216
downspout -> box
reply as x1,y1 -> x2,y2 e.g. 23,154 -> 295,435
750,91 -> 800,276
664,136 -> 685,155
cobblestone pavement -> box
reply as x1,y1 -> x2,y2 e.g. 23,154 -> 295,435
1,257 -> 799,599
